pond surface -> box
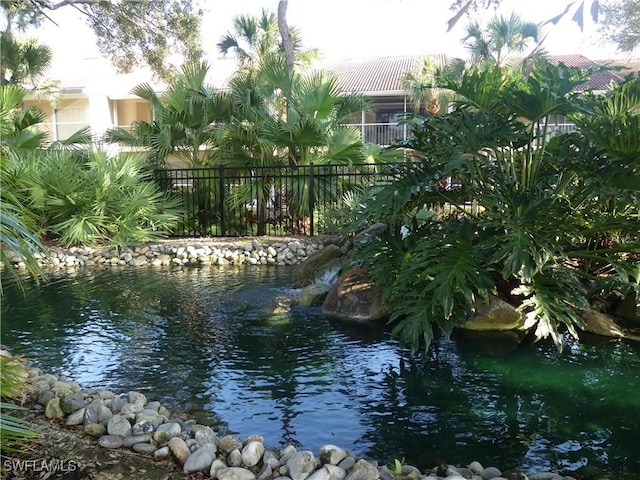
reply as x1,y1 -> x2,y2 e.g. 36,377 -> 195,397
2,266 -> 639,478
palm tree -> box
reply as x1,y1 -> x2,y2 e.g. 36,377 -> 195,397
213,51 -> 371,235
0,32 -> 61,114
218,9 -> 280,69
213,66 -> 281,235
0,84 -> 47,288
214,11 -> 366,234
273,68 -> 371,232
217,9 -> 317,71
463,13 -> 545,70
0,33 -> 52,87
402,56 -> 465,116
106,61 -> 230,166
447,0 -> 599,32
106,62 -> 230,235
0,83 -> 48,150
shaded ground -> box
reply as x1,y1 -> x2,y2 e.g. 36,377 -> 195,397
1,409 -> 199,480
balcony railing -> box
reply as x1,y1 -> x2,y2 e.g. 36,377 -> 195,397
348,122 -> 410,146
546,123 -> 577,136
35,121 -> 579,149
349,122 -> 578,146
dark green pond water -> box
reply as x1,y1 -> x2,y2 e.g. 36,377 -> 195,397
1,266 -> 639,478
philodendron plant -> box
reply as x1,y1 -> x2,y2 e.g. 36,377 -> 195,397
351,61 -> 639,352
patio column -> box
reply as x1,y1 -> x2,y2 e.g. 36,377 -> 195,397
89,93 -> 113,143
403,96 -> 408,141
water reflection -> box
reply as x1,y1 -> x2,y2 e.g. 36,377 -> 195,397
2,267 -> 639,478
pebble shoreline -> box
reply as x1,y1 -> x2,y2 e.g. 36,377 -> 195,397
6,238 -> 327,270
3,238 -> 606,479
19,365 -> 586,480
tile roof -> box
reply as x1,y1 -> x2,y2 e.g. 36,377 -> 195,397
546,54 -> 629,91
318,53 -> 636,95
46,53 -> 639,97
318,55 -> 449,95
596,58 -> 640,78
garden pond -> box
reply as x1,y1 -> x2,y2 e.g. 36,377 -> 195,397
1,266 -> 639,478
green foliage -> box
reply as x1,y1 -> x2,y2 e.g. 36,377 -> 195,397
0,83 -> 47,150
574,74 -> 640,162
353,61 -> 640,353
318,188 -> 369,234
0,354 -> 36,453
448,1 -> 636,54
463,13 -> 543,69
0,170 -> 46,291
0,83 -> 49,291
402,56 -> 465,116
217,8 -> 317,71
599,0 -> 640,52
0,32 -> 53,87
212,22 -> 371,234
0,167 -> 47,293
395,222 -> 494,351
385,457 -> 405,476
1,0 -> 203,80
107,61 -> 230,167
0,1 -> 44,32
6,149 -> 180,247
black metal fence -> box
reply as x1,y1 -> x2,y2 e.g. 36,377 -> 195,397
154,163 -> 403,238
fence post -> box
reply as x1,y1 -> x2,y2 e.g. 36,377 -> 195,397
309,163 -> 314,237
219,165 -> 225,236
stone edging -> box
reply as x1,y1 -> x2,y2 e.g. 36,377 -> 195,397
17,361 -> 583,480
5,238 -> 329,270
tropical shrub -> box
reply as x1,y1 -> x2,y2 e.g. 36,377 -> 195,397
1,82 -> 164,252
212,51 -> 372,235
107,62 -> 229,166
1,83 -> 50,289
0,157 -> 45,290
350,62 -> 640,352
6,149 -> 181,246
106,61 -> 230,167
0,353 -> 36,454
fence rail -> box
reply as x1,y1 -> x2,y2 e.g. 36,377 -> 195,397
154,163 -> 403,238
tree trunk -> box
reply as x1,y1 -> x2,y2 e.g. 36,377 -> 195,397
277,0 -> 297,168
277,0 -> 295,78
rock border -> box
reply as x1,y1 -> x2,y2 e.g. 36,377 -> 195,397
5,238 -> 331,270
17,363 -> 587,480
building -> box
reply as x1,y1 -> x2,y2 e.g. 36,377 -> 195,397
23,53 -> 639,148
320,55 -> 449,145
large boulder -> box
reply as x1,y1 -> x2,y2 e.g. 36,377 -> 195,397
580,309 -> 638,340
353,223 -> 388,244
321,266 -> 387,322
292,244 -> 342,288
270,295 -> 298,314
615,293 -> 640,323
461,296 -> 524,331
299,283 -> 332,306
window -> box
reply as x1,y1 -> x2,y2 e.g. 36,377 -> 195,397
55,107 -> 90,140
